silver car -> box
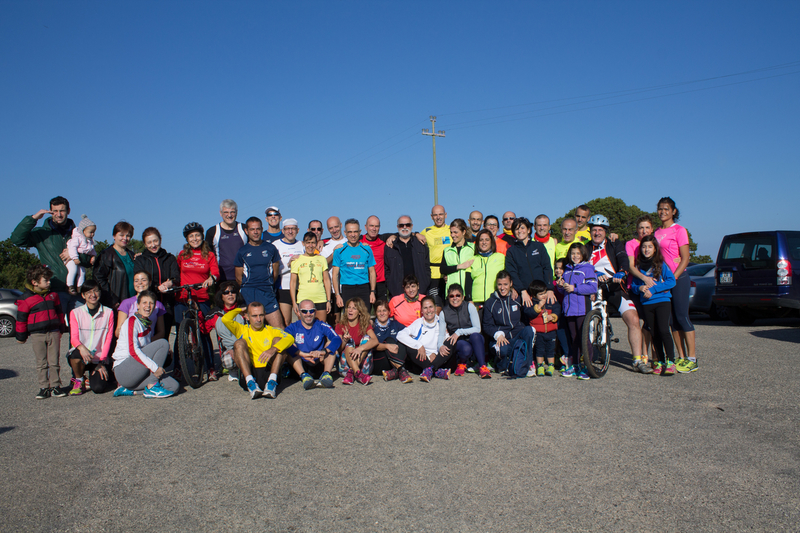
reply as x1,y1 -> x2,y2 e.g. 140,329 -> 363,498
687,264 -> 727,320
0,288 -> 22,337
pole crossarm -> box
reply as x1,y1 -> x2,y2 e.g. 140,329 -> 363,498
421,116 -> 445,205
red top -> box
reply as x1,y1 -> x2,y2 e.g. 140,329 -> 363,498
335,323 -> 373,349
361,236 -> 386,282
176,248 -> 220,302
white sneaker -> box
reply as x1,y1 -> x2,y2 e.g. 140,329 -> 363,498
228,369 -> 239,382
526,367 -> 537,378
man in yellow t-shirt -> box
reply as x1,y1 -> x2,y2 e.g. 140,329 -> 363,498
575,205 -> 591,242
222,303 -> 294,399
419,204 -> 450,309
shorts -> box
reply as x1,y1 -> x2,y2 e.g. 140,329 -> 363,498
239,366 -> 272,390
427,278 -> 446,307
240,287 -> 279,314
277,289 -> 291,304
607,290 -> 638,316
313,301 -> 327,311
66,348 -> 106,371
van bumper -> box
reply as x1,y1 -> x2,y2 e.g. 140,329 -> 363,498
713,295 -> 800,310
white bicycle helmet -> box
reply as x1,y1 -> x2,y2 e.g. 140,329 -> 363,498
588,214 -> 610,229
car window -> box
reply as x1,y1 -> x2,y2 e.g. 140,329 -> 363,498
786,234 -> 800,260
686,264 -> 714,276
719,235 -> 777,268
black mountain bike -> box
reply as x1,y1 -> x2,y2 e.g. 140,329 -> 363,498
169,283 -> 208,388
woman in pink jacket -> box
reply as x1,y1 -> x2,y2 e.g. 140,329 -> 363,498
66,280 -> 115,395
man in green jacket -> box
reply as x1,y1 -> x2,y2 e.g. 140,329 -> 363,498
10,196 -> 82,308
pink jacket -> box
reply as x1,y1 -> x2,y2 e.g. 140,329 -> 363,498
67,227 -> 96,261
69,304 -> 115,363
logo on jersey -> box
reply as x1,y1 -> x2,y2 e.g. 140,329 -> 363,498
262,250 -> 269,257
296,333 -> 305,344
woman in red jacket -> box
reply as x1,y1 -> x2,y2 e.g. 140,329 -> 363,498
175,222 -> 220,380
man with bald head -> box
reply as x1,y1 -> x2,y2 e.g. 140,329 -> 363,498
500,211 -> 517,246
554,217 -> 587,261
420,205 -> 450,307
361,215 -> 388,301
467,211 -> 483,243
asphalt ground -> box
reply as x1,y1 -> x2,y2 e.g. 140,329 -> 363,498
1,316 -> 799,532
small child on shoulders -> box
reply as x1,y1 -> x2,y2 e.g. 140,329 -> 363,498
65,214 -> 97,294
16,265 -> 67,399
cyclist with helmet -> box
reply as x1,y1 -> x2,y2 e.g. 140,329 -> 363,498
176,221 -> 220,379
586,214 -> 645,370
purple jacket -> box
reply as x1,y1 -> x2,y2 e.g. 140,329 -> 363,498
557,262 -> 597,317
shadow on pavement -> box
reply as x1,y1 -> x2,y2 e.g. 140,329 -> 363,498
0,427 -> 14,435
750,329 -> 800,344
0,369 -> 18,380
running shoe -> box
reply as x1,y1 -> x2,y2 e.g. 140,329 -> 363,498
485,362 -> 496,373
434,368 -> 450,380
319,371 -> 334,388
247,379 -> 262,399
382,368 -> 398,382
466,365 -> 477,373
651,362 -> 663,375
536,365 -> 545,377
69,378 -> 83,396
143,383 -> 174,398
398,368 -> 413,383
479,365 -> 492,379
228,369 -> 239,382
633,360 -> 652,374
678,359 -> 698,373
454,364 -> 467,377
560,355 -> 568,368
356,371 -> 372,385
420,367 -> 434,382
35,388 -> 50,400
663,361 -> 677,376
301,372 -> 315,390
526,367 -> 537,378
264,379 -> 278,398
545,364 -> 555,377
50,386 -> 68,398
207,370 -> 219,382
560,365 -> 576,378
576,366 -> 591,380
342,370 -> 355,385
113,386 -> 135,397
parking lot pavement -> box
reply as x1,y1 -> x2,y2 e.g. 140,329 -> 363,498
1,317 -> 799,532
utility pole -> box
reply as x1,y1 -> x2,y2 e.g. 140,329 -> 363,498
422,116 -> 445,205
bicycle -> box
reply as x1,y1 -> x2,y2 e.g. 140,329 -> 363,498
581,282 -> 619,378
168,283 -> 208,388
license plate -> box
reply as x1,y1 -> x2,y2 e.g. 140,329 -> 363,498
720,271 -> 733,284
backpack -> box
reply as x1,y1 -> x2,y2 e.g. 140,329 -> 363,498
496,334 -> 534,378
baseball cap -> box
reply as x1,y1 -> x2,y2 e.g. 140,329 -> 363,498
265,206 -> 281,216
282,218 -> 298,228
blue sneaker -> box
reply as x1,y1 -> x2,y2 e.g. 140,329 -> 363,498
319,371 -> 334,388
247,379 -> 262,399
300,372 -> 315,390
560,365 -> 576,378
142,383 -> 174,398
264,379 -> 278,399
576,366 -> 591,380
113,386 -> 135,397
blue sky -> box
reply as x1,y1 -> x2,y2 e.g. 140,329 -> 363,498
2,1 -> 798,259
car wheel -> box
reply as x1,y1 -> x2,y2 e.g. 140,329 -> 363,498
0,315 -> 15,337
709,303 -> 728,321
727,307 -> 756,326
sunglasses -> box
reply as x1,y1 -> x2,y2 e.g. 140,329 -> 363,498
266,212 -> 280,217
309,227 -> 323,232
299,309 -> 316,315
398,223 -> 412,228
503,217 -> 516,221
448,294 -> 463,299
222,290 -> 237,295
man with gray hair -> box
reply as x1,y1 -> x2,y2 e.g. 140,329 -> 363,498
205,199 -> 247,282
331,219 -> 376,307
384,215 -> 431,298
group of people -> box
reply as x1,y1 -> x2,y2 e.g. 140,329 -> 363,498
12,195 -> 698,400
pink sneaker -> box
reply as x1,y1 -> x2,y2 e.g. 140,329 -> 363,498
342,370 -> 355,385
454,364 -> 467,377
356,371 -> 372,385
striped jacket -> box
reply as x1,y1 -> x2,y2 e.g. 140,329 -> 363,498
15,286 -> 66,342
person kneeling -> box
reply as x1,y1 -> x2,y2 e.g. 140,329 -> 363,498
392,297 -> 452,383
285,300 -> 342,389
112,291 -> 178,398
221,302 -> 295,399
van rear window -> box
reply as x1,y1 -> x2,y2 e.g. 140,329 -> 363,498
720,235 -> 776,268
787,234 -> 800,260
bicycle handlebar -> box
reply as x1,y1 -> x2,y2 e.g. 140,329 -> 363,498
165,283 -> 205,293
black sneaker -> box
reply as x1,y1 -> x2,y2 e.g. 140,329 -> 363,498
50,386 -> 68,398
35,388 -> 51,399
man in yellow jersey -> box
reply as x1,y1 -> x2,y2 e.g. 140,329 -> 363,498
554,217 -> 586,261
575,205 -> 592,242
420,205 -> 450,309
222,302 -> 295,400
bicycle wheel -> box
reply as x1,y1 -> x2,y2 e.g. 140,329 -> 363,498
582,308 -> 610,378
178,317 -> 206,388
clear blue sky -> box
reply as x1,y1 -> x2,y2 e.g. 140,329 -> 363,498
2,1 -> 798,259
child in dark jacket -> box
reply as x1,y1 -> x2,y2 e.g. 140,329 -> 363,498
527,280 -> 561,377
556,243 -> 597,380
631,235 -> 677,375
16,265 -> 67,399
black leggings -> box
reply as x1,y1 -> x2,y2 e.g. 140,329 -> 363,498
566,315 -> 586,363
387,338 -> 453,373
642,301 -> 675,364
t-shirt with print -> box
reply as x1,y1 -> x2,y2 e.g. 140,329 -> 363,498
235,242 -> 280,289
420,225 -> 451,279
333,243 -> 375,286
274,239 -> 305,290
655,224 -> 689,274
291,254 -> 329,303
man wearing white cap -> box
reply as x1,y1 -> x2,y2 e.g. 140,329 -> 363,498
263,206 -> 284,244
273,218 -> 304,326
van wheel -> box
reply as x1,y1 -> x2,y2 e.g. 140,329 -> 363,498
727,307 -> 755,326
709,304 -> 728,321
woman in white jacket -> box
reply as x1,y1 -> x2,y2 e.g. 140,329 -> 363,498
394,297 -> 452,382
111,290 -> 178,398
